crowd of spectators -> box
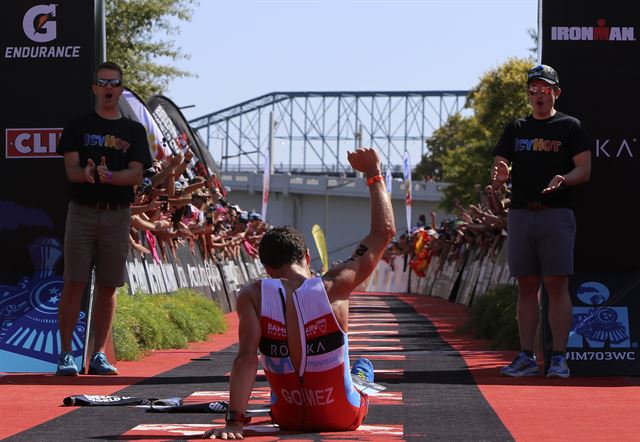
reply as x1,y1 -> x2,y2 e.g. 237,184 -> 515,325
384,181 -> 511,278
128,147 -> 268,265
133,145 -> 511,278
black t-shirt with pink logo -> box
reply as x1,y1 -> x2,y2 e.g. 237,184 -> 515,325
493,112 -> 591,209
58,112 -> 152,204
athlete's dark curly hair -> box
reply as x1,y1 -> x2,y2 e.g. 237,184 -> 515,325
259,226 -> 307,269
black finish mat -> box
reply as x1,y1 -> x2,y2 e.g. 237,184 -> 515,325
6,294 -> 513,441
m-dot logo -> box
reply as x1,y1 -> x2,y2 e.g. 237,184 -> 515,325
551,18 -> 636,41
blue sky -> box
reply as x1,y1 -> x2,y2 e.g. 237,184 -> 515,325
162,0 -> 539,121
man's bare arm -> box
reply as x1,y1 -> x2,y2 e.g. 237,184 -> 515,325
323,148 -> 396,301
64,151 -> 94,183
542,150 -> 591,194
207,283 -> 261,439
96,159 -> 144,186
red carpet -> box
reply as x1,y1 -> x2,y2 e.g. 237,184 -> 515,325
0,313 -> 239,440
2,294 -> 639,441
398,294 -> 640,441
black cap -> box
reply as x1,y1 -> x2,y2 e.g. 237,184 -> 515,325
527,64 -> 559,85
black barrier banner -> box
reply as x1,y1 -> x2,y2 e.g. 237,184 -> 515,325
541,0 -> 640,376
125,233 -> 233,313
220,259 -> 245,311
146,95 -> 220,177
175,243 -> 229,312
126,249 -> 153,295
541,1 -> 640,272
0,1 -> 99,372
455,249 -> 479,306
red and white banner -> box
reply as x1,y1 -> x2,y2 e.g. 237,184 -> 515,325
402,151 -> 412,233
261,149 -> 270,222
5,128 -> 62,158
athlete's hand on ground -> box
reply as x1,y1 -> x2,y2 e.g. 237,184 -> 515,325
85,158 -> 96,183
347,147 -> 381,177
203,423 -> 244,439
491,161 -> 509,184
542,174 -> 566,194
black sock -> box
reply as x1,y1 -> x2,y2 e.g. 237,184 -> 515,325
522,350 -> 534,358
552,350 -> 565,358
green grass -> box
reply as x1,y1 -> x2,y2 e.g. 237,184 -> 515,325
112,287 -> 227,361
461,284 -> 520,350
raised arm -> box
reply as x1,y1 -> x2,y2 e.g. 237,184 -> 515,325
64,151 -> 95,183
323,148 -> 396,301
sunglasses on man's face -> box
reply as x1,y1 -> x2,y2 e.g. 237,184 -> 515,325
528,86 -> 554,96
95,79 -> 122,87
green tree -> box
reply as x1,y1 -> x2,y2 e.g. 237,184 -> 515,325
414,114 -> 485,182
415,57 -> 534,210
440,138 -> 494,209
468,57 -> 533,144
105,0 -> 198,99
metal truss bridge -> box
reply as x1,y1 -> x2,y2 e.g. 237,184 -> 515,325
189,90 -> 469,175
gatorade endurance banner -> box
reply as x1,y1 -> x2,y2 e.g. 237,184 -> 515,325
0,1 -> 100,372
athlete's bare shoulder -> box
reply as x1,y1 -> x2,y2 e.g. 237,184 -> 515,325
321,261 -> 354,303
237,280 -> 262,313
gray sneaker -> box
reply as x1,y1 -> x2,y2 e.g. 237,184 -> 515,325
56,352 -> 79,376
546,355 -> 571,379
500,351 -> 539,377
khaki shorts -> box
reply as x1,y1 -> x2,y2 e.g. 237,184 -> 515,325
63,201 -> 131,287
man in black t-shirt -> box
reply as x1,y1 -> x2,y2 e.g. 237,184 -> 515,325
492,64 -> 591,379
56,61 -> 151,376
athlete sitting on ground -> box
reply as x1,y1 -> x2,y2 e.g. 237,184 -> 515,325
205,147 -> 396,439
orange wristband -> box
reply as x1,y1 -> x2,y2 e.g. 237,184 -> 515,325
367,174 -> 384,187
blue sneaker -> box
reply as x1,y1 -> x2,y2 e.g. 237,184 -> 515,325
546,355 -> 570,379
500,352 -> 539,377
351,357 -> 374,383
88,352 -> 118,375
56,352 -> 79,376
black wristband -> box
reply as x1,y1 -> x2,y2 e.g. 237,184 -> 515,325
225,410 -> 250,424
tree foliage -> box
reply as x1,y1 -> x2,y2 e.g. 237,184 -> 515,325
468,57 -> 534,143
105,0 -> 198,100
414,114 -> 485,182
414,57 -> 534,210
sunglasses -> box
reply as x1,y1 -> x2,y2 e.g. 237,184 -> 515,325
528,86 -> 555,96
95,78 -> 122,87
